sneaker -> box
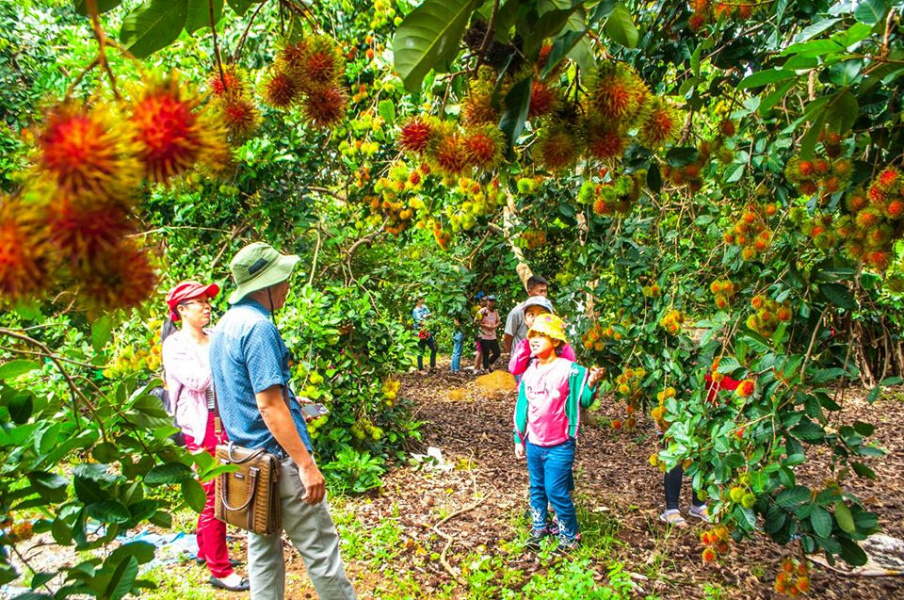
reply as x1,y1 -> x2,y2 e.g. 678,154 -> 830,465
688,504 -> 711,523
525,528 -> 549,550
659,509 -> 688,528
553,535 -> 581,555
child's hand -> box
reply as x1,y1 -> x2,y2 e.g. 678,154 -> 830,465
514,443 -> 525,459
588,366 -> 606,387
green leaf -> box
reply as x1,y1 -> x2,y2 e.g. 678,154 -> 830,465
824,89 -> 859,134
91,315 -> 114,354
0,359 -> 41,380
185,0 -> 223,34
851,461 -> 876,479
28,471 -> 69,503
759,80 -> 796,115
226,0 -> 261,16
105,556 -> 139,600
738,69 -> 796,90
499,76 -> 532,148
839,537 -> 869,566
603,3 -> 638,48
378,99 -> 396,124
74,0 -> 123,15
107,542 -> 156,567
820,282 -> 857,310
791,421 -> 825,441
775,485 -> 810,508
181,479 -> 207,513
798,111 -> 826,160
810,506 -> 832,537
665,147 -> 699,167
9,391 -> 34,424
120,0 -> 189,59
392,0 -> 478,93
834,500 -> 856,533
144,463 -> 195,486
87,500 -> 131,524
854,0 -> 886,25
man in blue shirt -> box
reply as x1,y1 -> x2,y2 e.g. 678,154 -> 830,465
411,295 -> 436,371
210,242 -> 356,600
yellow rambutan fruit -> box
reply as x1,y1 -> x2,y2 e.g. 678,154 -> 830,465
636,97 -> 682,149
534,126 -> 579,173
845,189 -> 868,213
261,68 -> 302,109
832,158 -> 853,179
528,79 -> 562,119
590,62 -> 648,124
76,240 -> 158,312
36,102 -> 140,200
0,196 -> 52,306
462,125 -> 503,169
303,85 -> 348,129
855,208 -> 881,230
461,86 -> 499,126
129,74 -> 220,183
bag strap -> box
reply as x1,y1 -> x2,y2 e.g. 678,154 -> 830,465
221,465 -> 260,513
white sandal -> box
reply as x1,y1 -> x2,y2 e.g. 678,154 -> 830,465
659,509 -> 688,528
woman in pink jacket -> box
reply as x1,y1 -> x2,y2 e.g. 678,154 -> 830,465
162,281 -> 248,592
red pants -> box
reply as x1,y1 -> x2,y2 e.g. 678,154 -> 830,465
183,412 -> 233,578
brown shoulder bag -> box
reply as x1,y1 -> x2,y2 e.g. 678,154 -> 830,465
214,441 -> 281,535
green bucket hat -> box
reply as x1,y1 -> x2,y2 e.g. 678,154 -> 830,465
228,242 -> 301,304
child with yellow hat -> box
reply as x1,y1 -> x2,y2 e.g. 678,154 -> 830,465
513,313 -> 603,552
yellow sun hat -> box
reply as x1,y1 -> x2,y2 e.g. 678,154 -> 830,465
528,313 -> 568,343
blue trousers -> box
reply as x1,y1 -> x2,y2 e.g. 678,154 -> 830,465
526,439 -> 578,540
451,337 -> 463,371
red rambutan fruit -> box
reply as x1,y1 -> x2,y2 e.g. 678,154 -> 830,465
866,250 -> 892,271
399,117 -> 435,155
797,160 -> 815,177
832,158 -> 852,179
637,98 -> 682,149
719,120 -> 736,137
846,189 -> 868,213
303,86 -> 348,129
208,68 -> 244,96
875,167 -> 900,192
593,197 -> 614,216
462,125 -> 503,169
799,180 -> 818,196
736,379 -> 755,397
0,198 -> 51,305
886,199 -> 904,219
584,120 -> 627,161
45,192 -> 135,264
855,208 -> 881,229
813,158 -> 830,175
822,175 -> 841,194
292,36 -> 345,92
528,80 -> 561,119
262,69 -> 302,109
427,129 -> 470,176
590,62 -> 648,124
129,74 -> 220,183
76,241 -> 158,312
211,92 -> 261,141
36,102 -> 140,200
688,13 -> 706,30
534,126 -> 580,173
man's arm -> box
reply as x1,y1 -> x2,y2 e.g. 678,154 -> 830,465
503,309 -> 520,353
256,384 -> 324,504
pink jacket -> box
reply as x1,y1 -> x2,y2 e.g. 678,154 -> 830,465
162,329 -> 213,442
508,337 -> 577,376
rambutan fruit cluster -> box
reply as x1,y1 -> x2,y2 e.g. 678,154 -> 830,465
800,212 -> 840,250
728,479 -> 757,509
659,309 -> 685,334
688,0 -> 761,31
369,161 -> 427,235
839,167 -> 904,271
775,557 -> 811,596
461,69 -> 500,127
207,68 -> 261,142
3,76 -> 224,310
397,117 -> 505,177
747,295 -> 792,337
445,177 -> 504,231
699,525 -> 732,563
582,322 -> 614,351
262,36 -> 348,129
661,135 -> 733,192
432,221 -> 453,250
642,281 -> 662,297
578,171 -> 645,217
651,386 -> 675,432
784,152 -> 852,200
723,205 -> 773,261
710,279 -> 737,309
520,229 -> 547,250
615,366 -> 645,400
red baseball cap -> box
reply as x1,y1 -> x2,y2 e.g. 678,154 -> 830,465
165,280 -> 220,321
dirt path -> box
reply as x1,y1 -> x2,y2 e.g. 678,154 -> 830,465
312,366 -> 904,599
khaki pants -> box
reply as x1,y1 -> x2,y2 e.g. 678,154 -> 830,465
247,458 -> 356,600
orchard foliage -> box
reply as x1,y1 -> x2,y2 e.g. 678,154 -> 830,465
0,0 -> 904,596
